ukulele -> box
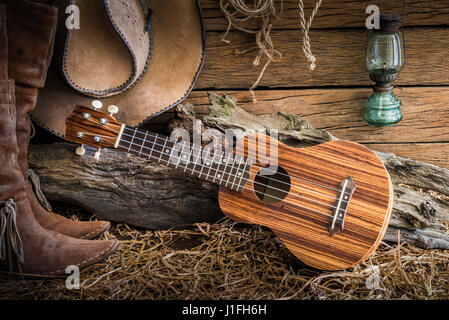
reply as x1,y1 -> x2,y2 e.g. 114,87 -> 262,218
65,101 -> 393,271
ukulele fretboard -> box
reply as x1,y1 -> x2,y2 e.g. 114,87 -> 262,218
117,126 -> 251,192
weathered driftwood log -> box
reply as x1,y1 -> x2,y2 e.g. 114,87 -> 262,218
29,93 -> 449,249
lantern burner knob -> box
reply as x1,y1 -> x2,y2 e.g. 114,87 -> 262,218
379,14 -> 401,33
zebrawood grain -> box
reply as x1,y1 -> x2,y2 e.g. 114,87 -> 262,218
65,106 -> 121,148
219,134 -> 393,270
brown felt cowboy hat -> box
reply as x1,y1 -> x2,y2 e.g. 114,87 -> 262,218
31,0 -> 205,137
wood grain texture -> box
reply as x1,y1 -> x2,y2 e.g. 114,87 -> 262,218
201,0 -> 449,30
369,143 -> 449,168
185,87 -> 449,144
196,28 -> 449,89
65,106 -> 122,149
219,134 -> 393,270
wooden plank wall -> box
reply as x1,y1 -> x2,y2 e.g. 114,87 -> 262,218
183,0 -> 449,168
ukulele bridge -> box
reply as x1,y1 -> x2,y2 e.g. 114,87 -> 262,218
329,176 -> 356,236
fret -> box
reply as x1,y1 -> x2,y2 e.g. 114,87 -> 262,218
237,159 -> 252,192
175,140 -> 189,170
148,133 -> 158,160
133,128 -> 147,156
197,148 -> 207,180
142,132 -> 159,162
182,142 -> 192,171
181,143 -> 207,179
158,136 -> 169,164
162,138 -> 177,166
212,152 -> 224,184
226,155 -> 237,190
128,127 -> 137,152
204,150 -> 216,183
191,143 -> 203,178
230,154 -> 244,191
237,157 -> 248,191
185,145 -> 203,177
139,131 -> 148,156
167,141 -> 175,166
118,126 -> 133,151
172,140 -> 182,169
119,127 -> 146,159
216,153 -> 226,184
223,153 -> 234,189
183,144 -> 193,173
152,134 -> 166,163
235,159 -> 247,191
116,126 -> 251,193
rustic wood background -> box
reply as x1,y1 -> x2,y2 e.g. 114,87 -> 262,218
162,0 -> 449,168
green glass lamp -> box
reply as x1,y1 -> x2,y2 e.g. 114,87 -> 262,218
364,14 -> 406,127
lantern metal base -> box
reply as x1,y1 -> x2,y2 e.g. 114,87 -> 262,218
364,85 -> 402,127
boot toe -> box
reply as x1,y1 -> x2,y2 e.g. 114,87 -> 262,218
79,220 -> 111,240
19,235 -> 121,276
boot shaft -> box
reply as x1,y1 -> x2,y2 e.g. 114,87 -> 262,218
0,80 -> 25,201
0,79 -> 16,163
0,0 -> 58,175
0,5 -> 7,80
14,85 -> 38,176
0,0 -> 58,88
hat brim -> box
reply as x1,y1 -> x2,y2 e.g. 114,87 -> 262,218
31,0 -> 205,137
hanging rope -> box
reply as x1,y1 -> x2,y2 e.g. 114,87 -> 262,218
220,0 -> 282,101
220,0 -> 324,100
298,0 -> 323,70
0,199 -> 24,273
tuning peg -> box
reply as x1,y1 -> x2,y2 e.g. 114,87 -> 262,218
108,105 -> 119,116
75,145 -> 85,156
91,100 -> 103,111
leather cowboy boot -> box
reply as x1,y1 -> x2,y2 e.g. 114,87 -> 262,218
0,79 -> 120,275
3,0 -> 111,239
0,7 -> 120,274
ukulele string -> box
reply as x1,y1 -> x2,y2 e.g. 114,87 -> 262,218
102,122 -> 353,200
104,121 -> 348,195
95,130 -> 350,214
120,126 -> 344,194
96,134 -> 344,220
99,123 -> 352,203
118,127 -> 353,201
108,125 -> 346,201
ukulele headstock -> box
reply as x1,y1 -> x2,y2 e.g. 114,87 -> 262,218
65,100 -> 124,159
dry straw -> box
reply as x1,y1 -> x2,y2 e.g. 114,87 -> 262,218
0,203 -> 448,300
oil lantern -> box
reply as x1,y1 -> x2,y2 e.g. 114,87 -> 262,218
364,13 -> 406,127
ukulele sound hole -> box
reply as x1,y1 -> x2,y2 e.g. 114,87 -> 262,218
254,166 -> 291,203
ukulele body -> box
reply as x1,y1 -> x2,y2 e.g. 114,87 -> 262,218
218,134 -> 393,271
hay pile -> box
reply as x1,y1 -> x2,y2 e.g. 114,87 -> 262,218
0,203 -> 448,300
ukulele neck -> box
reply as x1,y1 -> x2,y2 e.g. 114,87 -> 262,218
116,125 -> 251,192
